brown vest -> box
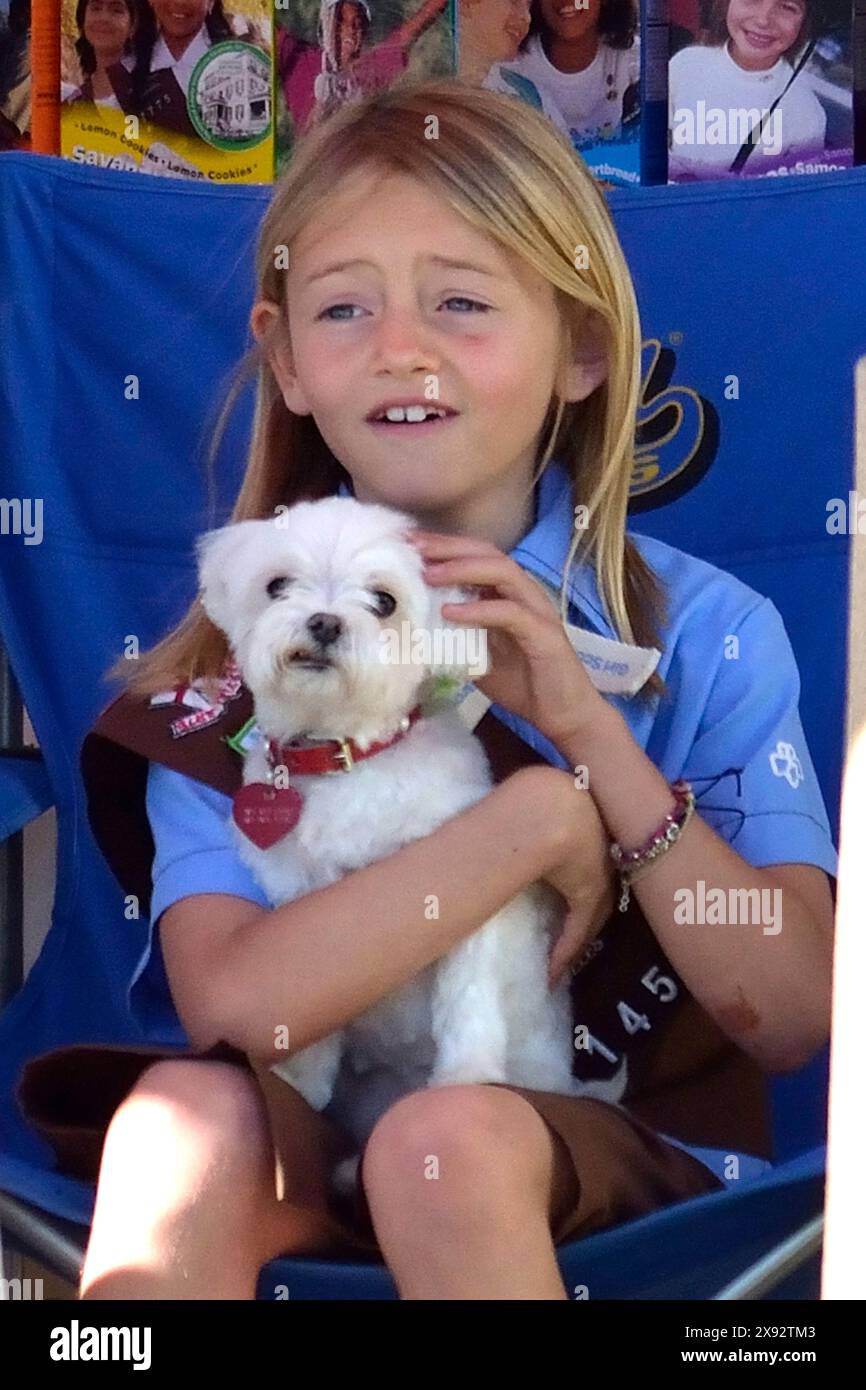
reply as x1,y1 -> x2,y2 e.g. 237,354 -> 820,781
79,682 -> 772,1159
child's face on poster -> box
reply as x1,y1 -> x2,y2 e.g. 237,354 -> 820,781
82,0 -> 136,55
726,0 -> 807,69
149,0 -> 211,44
458,0 -> 531,62
539,0 -> 603,42
334,2 -> 367,65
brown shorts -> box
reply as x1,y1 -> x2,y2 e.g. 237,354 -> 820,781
15,1040 -> 724,1259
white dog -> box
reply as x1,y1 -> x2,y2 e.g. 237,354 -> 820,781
196,496 -> 623,1183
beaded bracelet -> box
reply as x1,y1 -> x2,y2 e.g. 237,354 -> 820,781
609,780 -> 695,912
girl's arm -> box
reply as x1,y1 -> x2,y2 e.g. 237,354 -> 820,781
160,763 -> 599,1061
559,703 -> 835,1074
387,0 -> 449,51
414,531 -> 837,1079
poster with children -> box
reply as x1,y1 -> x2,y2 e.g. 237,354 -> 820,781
59,0 -> 274,181
668,0 -> 854,180
0,0 -> 29,149
275,0 -> 456,174
462,0 -> 646,187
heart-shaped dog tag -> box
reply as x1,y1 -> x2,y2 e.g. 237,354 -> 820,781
232,782 -> 303,849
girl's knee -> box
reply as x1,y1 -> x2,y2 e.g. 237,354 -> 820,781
83,1060 -> 279,1296
105,1058 -> 271,1170
361,1084 -> 552,1204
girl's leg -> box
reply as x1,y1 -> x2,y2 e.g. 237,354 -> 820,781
80,1059 -> 341,1300
359,1084 -> 579,1300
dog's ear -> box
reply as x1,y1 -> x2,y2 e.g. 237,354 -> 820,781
195,522 -> 261,638
425,584 -> 490,681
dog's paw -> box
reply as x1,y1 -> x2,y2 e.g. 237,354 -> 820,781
330,1153 -> 362,1198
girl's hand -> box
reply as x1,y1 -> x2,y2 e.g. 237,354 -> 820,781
542,768 -> 617,988
411,530 -> 607,750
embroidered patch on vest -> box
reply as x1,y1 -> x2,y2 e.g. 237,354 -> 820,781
149,656 -> 244,738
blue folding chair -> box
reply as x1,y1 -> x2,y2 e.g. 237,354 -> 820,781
1,151 -> 856,1299
0,568 -> 833,1301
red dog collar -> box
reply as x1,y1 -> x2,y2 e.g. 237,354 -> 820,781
232,705 -> 425,850
265,704 -> 424,776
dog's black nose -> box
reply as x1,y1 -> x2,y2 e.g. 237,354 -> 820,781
306,612 -> 342,647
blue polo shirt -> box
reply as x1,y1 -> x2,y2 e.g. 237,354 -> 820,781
134,459 -> 837,1185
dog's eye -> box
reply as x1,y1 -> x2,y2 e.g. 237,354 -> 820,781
266,576 -> 292,599
371,590 -> 397,618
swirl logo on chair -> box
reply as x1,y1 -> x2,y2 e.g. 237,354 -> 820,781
630,340 -> 720,513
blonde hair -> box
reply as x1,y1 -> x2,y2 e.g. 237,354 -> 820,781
113,79 -> 666,701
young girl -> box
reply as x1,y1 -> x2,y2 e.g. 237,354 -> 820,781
311,0 -> 450,121
492,0 -> 640,156
458,0 -> 573,138
18,79 -> 836,1301
61,0 -> 139,110
668,0 -> 828,180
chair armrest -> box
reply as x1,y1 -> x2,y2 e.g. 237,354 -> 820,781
0,1189 -> 86,1286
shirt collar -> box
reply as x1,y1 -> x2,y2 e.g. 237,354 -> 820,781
151,27 -> 210,85
336,459 -> 613,636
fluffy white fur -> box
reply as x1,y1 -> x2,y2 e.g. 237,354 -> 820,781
196,497 -> 625,1186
